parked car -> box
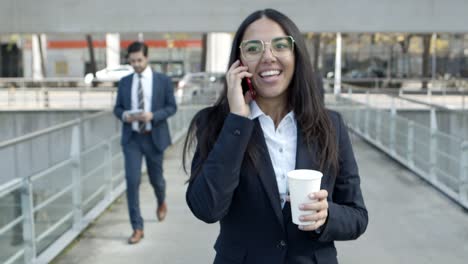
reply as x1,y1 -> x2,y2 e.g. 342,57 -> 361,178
84,64 -> 134,86
326,66 -> 387,88
175,72 -> 225,104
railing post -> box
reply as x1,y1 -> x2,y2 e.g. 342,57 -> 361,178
79,89 -> 83,109
375,109 -> 381,144
8,85 -> 15,107
427,86 -> 432,104
181,106 -> 186,127
429,108 -> 438,183
35,89 -> 40,107
354,105 -> 360,133
178,107 -> 182,132
111,89 -> 115,108
390,96 -> 397,116
70,124 -> 82,230
389,114 -> 396,155
167,115 -> 173,137
463,87 -> 466,110
389,97 -> 397,155
105,141 -> 113,200
364,91 -> 370,137
459,141 -> 468,206
22,86 -> 26,107
21,177 -> 36,263
407,121 -> 415,168
180,107 -> 186,134
43,88 -> 49,108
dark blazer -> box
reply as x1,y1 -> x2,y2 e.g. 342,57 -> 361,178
186,109 -> 368,264
113,72 -> 177,152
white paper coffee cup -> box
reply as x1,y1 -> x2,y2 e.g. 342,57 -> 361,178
287,169 -> 323,225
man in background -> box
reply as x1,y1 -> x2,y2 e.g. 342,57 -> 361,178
113,41 -> 177,244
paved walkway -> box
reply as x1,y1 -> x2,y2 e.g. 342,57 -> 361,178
53,133 -> 468,264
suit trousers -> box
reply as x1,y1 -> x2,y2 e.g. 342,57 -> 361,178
123,131 -> 166,230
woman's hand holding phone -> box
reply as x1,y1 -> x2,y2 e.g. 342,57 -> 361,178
239,62 -> 256,100
226,60 -> 254,118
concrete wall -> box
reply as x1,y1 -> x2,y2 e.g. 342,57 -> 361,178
2,0 -> 468,33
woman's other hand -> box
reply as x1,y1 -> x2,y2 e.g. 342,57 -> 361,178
298,190 -> 329,231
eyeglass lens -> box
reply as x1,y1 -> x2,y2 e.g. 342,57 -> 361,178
241,36 -> 294,61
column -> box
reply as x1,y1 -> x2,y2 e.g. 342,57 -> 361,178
205,33 -> 232,73
333,32 -> 342,94
106,33 -> 120,68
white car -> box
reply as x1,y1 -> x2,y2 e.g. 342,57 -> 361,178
84,65 -> 134,86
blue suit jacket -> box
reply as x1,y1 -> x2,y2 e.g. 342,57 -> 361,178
113,72 -> 177,152
186,109 -> 368,264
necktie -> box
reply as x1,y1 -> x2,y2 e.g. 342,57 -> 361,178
137,74 -> 146,132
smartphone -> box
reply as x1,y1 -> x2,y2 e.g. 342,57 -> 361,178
239,62 -> 256,100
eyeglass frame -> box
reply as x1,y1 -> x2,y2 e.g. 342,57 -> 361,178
239,35 -> 295,62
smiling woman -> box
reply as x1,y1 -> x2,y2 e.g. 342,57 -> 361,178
238,18 -> 295,105
183,8 -> 368,264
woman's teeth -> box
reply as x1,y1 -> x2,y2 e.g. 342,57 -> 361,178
260,70 -> 280,77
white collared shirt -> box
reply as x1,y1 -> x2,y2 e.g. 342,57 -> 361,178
249,101 -> 297,208
130,66 -> 153,131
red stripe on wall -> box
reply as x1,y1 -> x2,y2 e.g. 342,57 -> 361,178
173,40 -> 202,48
48,40 -> 106,49
45,40 -> 202,49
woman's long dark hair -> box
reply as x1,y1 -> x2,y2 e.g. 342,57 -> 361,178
183,9 -> 338,182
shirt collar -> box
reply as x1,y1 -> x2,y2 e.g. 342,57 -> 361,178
135,66 -> 152,79
284,110 -> 295,124
249,100 -> 264,120
249,100 -> 295,123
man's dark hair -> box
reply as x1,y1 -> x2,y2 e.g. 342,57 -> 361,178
127,41 -> 148,57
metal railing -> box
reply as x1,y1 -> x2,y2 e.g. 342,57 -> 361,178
0,85 -> 221,110
0,104 -> 206,264
330,84 -> 468,141
329,94 -> 468,210
0,87 -> 117,110
323,77 -> 468,91
324,80 -> 468,111
0,78 -> 87,89
3,78 -> 467,110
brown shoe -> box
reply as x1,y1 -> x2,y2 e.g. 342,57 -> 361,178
157,202 -> 167,222
128,229 -> 144,244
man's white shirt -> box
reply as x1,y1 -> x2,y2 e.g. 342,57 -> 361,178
123,66 -> 153,132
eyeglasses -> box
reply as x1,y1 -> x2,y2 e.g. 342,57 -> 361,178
239,36 -> 295,62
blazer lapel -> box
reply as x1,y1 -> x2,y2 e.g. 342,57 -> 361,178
295,124 -> 319,171
295,128 -> 333,188
124,75 -> 133,110
283,124 -> 320,223
252,120 -> 285,231
151,72 -> 161,111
